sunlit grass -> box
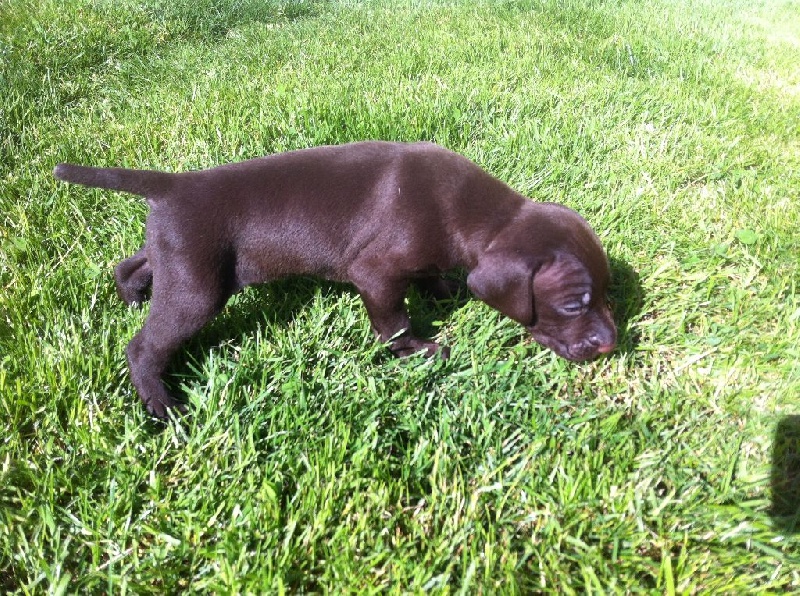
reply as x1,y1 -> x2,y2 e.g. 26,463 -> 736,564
1,0 -> 798,591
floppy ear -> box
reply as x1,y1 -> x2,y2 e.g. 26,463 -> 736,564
467,254 -> 537,325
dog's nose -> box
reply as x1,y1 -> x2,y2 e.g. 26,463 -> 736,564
589,331 -> 616,355
596,342 -> 615,354
590,321 -> 617,352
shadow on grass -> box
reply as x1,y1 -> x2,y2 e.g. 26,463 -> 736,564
193,275 -> 468,360
608,256 -> 644,358
771,415 -> 800,534
149,254 -> 642,423
139,278 -> 339,430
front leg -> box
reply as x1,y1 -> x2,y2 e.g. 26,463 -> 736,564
350,272 -> 449,359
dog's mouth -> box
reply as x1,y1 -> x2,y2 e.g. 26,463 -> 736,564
527,327 -> 615,362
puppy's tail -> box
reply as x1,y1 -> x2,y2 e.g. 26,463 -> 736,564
53,163 -> 174,197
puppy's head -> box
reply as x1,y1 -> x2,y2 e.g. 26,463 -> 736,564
467,206 -> 616,361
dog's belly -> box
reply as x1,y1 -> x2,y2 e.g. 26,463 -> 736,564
233,226 -> 352,286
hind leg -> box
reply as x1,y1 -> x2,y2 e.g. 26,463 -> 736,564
127,262 -> 231,418
115,246 -> 152,306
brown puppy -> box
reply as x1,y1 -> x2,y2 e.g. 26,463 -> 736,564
54,141 -> 616,418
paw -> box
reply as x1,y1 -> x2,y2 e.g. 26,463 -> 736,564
143,395 -> 189,420
391,338 -> 449,359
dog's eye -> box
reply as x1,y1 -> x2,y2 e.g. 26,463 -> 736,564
558,292 -> 591,316
559,302 -> 585,316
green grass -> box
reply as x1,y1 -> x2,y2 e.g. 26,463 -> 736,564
2,0 -> 799,591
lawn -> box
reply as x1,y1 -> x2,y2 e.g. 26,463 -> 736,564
1,0 -> 798,591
